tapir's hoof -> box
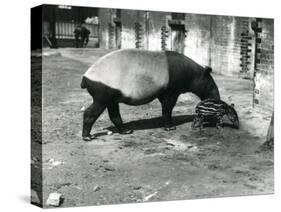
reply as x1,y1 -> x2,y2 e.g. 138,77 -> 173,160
164,126 -> 176,131
120,129 -> 133,135
82,134 -> 96,142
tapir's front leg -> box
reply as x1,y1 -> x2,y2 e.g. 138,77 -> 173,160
159,94 -> 179,131
82,101 -> 106,141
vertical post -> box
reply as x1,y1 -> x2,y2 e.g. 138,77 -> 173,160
251,18 -> 262,108
144,11 -> 150,50
240,18 -> 252,79
50,5 -> 57,48
161,26 -> 168,50
108,23 -> 114,49
114,9 -> 122,49
266,112 -> 274,143
135,22 -> 143,49
31,5 -> 43,206
253,22 -> 257,108
208,15 -> 213,67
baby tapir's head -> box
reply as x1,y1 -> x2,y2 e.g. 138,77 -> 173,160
226,104 -> 239,129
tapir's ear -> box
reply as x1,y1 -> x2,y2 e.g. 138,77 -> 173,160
204,66 -> 212,74
230,103 -> 235,108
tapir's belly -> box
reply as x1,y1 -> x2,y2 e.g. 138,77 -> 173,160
84,50 -> 170,102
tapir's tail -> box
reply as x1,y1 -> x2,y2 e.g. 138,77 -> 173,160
80,76 -> 87,89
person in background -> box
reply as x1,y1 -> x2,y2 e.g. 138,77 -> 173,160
81,24 -> 91,47
73,24 -> 81,48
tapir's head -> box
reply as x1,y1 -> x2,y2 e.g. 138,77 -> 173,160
194,67 -> 220,100
226,104 -> 239,129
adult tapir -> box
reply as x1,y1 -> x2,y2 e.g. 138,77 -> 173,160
81,49 -> 220,141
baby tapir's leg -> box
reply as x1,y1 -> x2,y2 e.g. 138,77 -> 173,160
159,94 -> 179,131
192,116 -> 199,129
198,115 -> 204,131
107,103 -> 133,134
192,116 -> 202,129
216,115 -> 224,129
82,101 -> 107,141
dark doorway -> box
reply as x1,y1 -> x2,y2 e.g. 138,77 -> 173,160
170,24 -> 185,54
113,9 -> 122,49
115,21 -> 122,49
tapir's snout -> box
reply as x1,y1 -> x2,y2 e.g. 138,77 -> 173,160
227,105 -> 239,129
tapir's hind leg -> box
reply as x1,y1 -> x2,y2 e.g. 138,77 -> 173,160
159,94 -> 179,131
107,103 -> 133,134
82,101 -> 106,141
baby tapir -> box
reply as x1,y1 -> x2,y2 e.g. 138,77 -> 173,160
81,49 -> 220,141
192,98 -> 239,129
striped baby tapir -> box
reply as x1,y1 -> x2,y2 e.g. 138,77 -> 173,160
192,98 -> 239,129
81,49 -> 220,141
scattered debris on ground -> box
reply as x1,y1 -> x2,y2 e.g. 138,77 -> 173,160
46,192 -> 62,207
93,185 -> 101,192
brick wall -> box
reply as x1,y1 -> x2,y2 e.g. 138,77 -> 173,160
210,16 -> 255,77
239,18 -> 256,79
253,18 -> 274,113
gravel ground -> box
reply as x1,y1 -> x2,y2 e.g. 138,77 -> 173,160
31,48 -> 274,208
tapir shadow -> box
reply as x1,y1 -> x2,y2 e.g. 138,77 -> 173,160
106,114 -> 195,132
195,122 -> 238,129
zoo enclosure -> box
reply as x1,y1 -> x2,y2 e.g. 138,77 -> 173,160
40,5 -> 274,113
43,5 -> 99,47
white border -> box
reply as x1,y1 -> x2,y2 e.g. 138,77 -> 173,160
0,0 -> 279,211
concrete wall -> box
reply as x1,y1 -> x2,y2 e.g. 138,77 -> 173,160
146,11 -> 167,51
184,14 -> 212,67
121,10 -> 146,49
211,16 -> 242,76
99,9 -> 167,50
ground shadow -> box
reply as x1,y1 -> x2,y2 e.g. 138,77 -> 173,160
196,122 -> 238,129
106,114 -> 195,132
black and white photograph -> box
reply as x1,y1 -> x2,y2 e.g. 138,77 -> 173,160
30,2 -> 274,209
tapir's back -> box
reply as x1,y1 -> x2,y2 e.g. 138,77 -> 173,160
84,49 -> 170,100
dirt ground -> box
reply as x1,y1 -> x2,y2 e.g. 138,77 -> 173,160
31,48 -> 274,208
